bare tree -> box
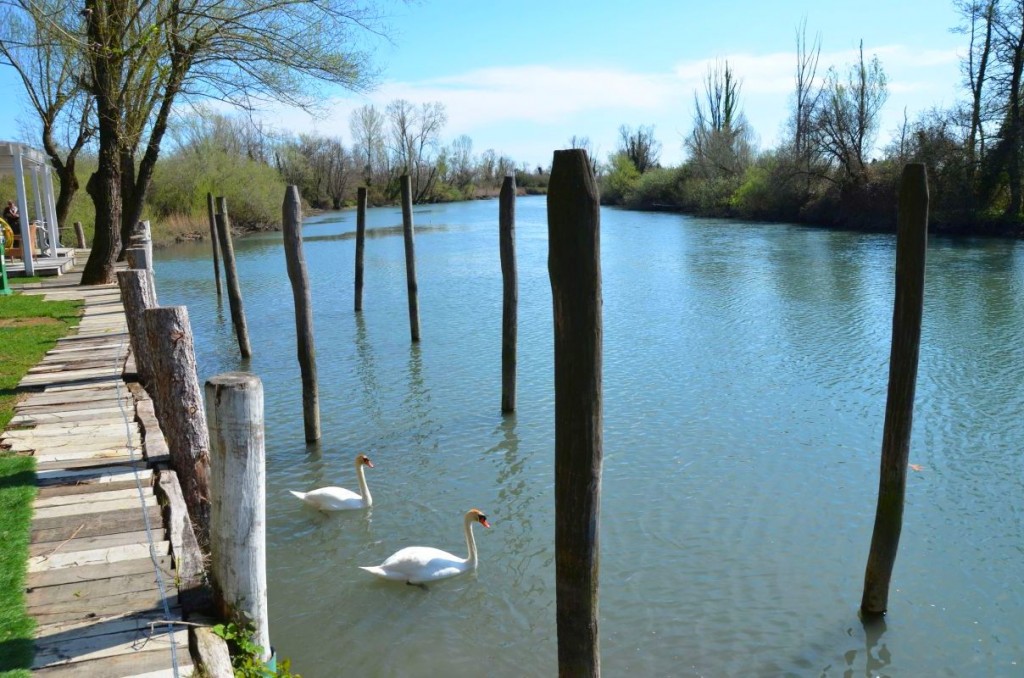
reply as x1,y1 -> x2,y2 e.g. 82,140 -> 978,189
349,103 -> 388,192
617,124 -> 661,173
810,42 -> 888,185
386,99 -> 447,203
954,0 -> 998,178
0,0 -> 94,228
568,135 -> 600,175
687,60 -> 754,177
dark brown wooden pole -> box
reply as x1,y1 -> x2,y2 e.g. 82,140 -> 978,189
282,186 -> 321,442
500,175 -> 518,413
145,305 -> 212,547
214,196 -> 252,358
355,186 -> 367,312
548,148 -> 603,678
861,163 -> 929,617
116,269 -> 157,389
207,192 -> 223,297
73,221 -> 86,248
400,175 -> 421,342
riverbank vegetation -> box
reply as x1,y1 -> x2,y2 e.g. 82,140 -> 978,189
0,291 -> 81,676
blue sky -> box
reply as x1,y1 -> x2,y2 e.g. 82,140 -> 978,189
0,0 -> 966,169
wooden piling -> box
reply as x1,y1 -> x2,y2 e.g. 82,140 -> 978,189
145,305 -> 212,546
73,221 -> 86,248
500,175 -> 518,413
861,163 -> 929,617
548,149 -> 603,678
400,175 -> 421,342
355,187 -> 367,312
205,372 -> 270,662
125,246 -> 152,273
282,186 -> 321,442
214,197 -> 252,358
207,192 -> 223,297
116,269 -> 157,388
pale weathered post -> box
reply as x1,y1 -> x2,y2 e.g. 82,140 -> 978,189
207,192 -> 223,297
282,186 -> 321,442
125,246 -> 152,273
145,305 -> 212,545
548,149 -> 603,677
355,186 -> 367,312
500,175 -> 518,413
861,163 -> 929,617
206,372 -> 270,662
116,269 -> 157,388
400,175 -> 421,342
73,221 -> 86,248
215,196 -> 252,358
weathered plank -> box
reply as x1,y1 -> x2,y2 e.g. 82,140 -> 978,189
33,628 -> 188,670
33,495 -> 157,520
28,541 -> 170,572
32,648 -> 191,678
36,478 -> 143,499
35,466 -> 152,487
30,529 -> 157,558
27,568 -> 166,609
10,409 -> 127,426
35,487 -> 151,508
30,590 -> 180,627
28,554 -> 173,591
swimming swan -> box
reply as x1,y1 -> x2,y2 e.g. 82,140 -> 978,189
359,509 -> 491,584
289,454 -> 374,511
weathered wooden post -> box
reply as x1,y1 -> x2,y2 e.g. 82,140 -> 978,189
500,175 -> 518,413
205,372 -> 270,662
548,149 -> 603,677
354,186 -> 367,312
116,269 -> 157,388
73,221 -> 86,248
400,175 -> 421,342
145,305 -> 212,545
861,163 -> 929,618
215,196 -> 252,359
207,192 -> 223,297
282,186 -> 321,442
125,246 -> 152,273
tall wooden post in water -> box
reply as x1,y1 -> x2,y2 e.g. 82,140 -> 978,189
400,175 -> 421,342
861,163 -> 929,617
500,175 -> 517,413
548,149 -> 603,677
207,192 -> 223,297
355,187 -> 367,312
215,197 -> 252,358
206,372 -> 270,661
282,186 -> 321,442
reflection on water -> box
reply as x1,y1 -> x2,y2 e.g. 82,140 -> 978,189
306,223 -> 452,242
153,197 -> 1024,677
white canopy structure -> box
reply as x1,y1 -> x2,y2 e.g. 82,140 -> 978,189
0,140 -> 61,276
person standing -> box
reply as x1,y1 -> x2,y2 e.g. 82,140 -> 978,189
3,201 -> 20,234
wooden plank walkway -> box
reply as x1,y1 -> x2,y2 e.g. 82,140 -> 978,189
5,273 -> 194,677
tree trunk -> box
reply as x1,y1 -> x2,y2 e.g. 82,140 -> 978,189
81,140 -> 121,285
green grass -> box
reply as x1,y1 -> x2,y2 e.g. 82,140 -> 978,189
0,292 -> 81,676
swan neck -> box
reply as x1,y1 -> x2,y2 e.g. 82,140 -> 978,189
464,514 -> 478,569
356,461 -> 372,506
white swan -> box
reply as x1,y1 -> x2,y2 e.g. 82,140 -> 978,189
360,509 -> 491,584
289,454 -> 374,511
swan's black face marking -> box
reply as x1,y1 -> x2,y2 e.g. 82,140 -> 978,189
478,514 -> 491,528
359,455 -> 374,468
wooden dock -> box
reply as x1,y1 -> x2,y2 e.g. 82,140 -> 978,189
6,274 -> 194,677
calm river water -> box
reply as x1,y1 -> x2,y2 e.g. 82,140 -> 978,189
155,196 -> 1023,677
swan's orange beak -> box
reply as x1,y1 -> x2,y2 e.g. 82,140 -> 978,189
480,517 -> 491,528
363,458 -> 374,468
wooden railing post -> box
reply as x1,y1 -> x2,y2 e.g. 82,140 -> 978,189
214,197 -> 252,358
861,163 -> 929,617
355,186 -> 367,312
207,192 -> 223,297
206,372 -> 269,661
500,175 -> 517,413
116,269 -> 157,388
125,246 -> 152,273
548,148 -> 603,678
73,221 -> 86,248
400,175 -> 421,342
145,305 -> 212,545
282,186 -> 320,442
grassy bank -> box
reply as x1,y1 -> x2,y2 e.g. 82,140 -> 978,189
0,291 -> 82,676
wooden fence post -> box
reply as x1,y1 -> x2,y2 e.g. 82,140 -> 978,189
282,186 -> 321,442
355,186 -> 367,312
500,175 -> 517,413
215,197 -> 252,359
206,372 -> 270,661
861,163 -> 929,617
145,305 -> 212,545
125,246 -> 152,273
116,269 -> 157,389
207,192 -> 223,297
73,221 -> 86,248
400,175 -> 421,342
548,149 -> 603,678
